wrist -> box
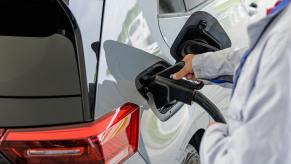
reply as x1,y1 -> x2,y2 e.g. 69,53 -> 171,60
191,55 -> 203,78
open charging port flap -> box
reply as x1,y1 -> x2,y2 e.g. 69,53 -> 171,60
136,11 -> 230,122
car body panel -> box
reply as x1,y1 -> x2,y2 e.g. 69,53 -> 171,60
0,0 -> 277,163
94,0 -> 240,163
94,0 -> 277,163
158,0 -> 251,49
69,0 -> 103,85
158,0 -> 278,50
124,153 -> 147,164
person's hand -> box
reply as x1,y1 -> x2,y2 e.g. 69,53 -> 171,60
172,54 -> 197,80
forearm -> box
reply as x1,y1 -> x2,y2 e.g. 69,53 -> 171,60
192,47 -> 246,80
200,124 -> 229,164
199,33 -> 291,164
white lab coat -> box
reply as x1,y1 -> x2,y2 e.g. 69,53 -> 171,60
192,3 -> 291,164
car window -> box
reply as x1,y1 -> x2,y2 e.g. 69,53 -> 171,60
184,0 -> 208,11
159,0 -> 208,14
159,0 -> 186,14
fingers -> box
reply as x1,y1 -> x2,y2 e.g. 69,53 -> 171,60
186,73 -> 193,80
173,54 -> 195,80
186,73 -> 196,80
173,67 -> 188,80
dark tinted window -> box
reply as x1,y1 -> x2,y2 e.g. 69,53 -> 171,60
0,0 -> 80,97
0,0 -> 87,127
159,0 -> 186,14
159,0 -> 208,14
64,0 -> 69,4
0,0 -> 74,40
184,0 -> 208,11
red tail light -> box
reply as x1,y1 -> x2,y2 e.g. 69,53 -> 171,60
0,103 -> 139,164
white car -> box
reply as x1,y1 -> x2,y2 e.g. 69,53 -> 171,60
0,0 -> 276,164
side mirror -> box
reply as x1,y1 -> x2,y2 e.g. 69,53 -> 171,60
170,11 -> 232,61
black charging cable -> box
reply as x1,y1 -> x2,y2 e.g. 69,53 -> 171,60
193,91 -> 226,123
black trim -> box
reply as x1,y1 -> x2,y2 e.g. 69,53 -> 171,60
56,0 -> 91,122
182,0 -> 187,11
189,129 -> 205,154
92,0 -> 107,119
185,0 -> 209,11
170,11 -> 231,61
64,0 -> 69,5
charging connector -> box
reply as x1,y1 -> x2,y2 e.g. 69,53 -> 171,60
137,61 -> 226,123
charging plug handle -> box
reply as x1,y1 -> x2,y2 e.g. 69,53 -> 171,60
154,61 -> 204,105
156,62 -> 226,123
137,61 -> 226,123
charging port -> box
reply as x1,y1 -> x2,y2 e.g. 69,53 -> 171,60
136,61 -> 225,123
136,61 -> 184,120
136,61 -> 205,121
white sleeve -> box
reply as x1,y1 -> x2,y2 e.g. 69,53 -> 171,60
199,33 -> 291,164
192,47 -> 246,80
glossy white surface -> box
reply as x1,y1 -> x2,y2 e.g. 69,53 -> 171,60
68,0 -> 277,163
